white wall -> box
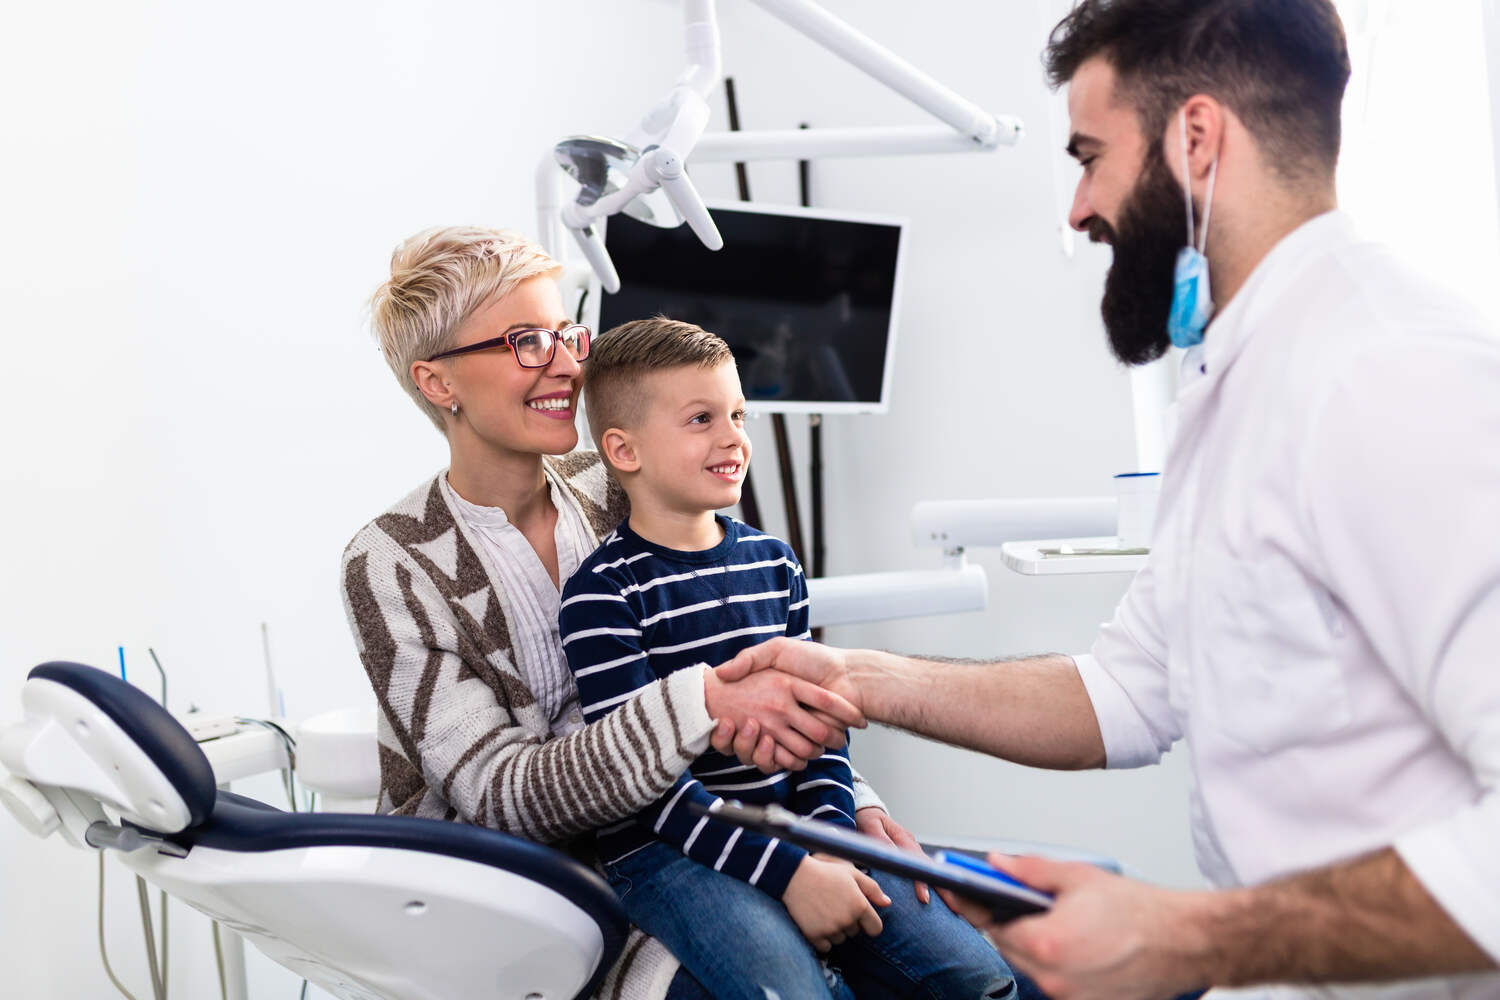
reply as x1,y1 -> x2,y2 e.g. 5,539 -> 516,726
0,1 -> 1199,996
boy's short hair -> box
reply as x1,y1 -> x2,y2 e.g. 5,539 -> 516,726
369,225 -> 560,432
585,317 -> 735,449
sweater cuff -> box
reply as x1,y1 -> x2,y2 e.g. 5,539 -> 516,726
662,665 -> 716,758
850,768 -> 885,814
755,839 -> 809,899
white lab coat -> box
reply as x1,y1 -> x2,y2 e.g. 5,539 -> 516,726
1074,211 -> 1500,998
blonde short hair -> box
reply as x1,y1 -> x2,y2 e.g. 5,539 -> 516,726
585,317 -> 735,454
369,226 -> 561,432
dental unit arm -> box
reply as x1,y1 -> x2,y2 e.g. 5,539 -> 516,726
545,0 -> 1024,292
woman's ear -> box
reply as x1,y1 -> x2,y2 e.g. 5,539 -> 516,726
410,360 -> 455,411
601,427 -> 640,474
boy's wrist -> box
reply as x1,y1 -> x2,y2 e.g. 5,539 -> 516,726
756,840 -> 808,900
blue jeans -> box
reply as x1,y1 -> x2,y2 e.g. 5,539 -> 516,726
606,841 -> 1016,1000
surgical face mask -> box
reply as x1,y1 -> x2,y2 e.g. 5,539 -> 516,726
1167,109 -> 1219,349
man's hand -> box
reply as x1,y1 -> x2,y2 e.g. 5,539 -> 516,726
703,662 -> 864,772
782,853 -> 890,953
717,637 -> 862,710
938,854 -> 1210,1000
855,806 -> 930,904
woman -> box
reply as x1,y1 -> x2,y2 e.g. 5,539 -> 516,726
340,226 -> 924,999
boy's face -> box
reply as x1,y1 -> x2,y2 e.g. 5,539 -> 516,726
627,362 -> 751,517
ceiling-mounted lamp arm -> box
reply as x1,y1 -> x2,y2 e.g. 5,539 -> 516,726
564,220 -> 621,294
693,123 -> 1021,162
548,0 -> 1025,293
625,0 -> 723,149
677,0 -> 723,97
748,0 -> 1005,145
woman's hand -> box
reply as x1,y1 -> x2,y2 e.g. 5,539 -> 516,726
855,807 -> 931,904
703,663 -> 864,773
782,853 -> 890,953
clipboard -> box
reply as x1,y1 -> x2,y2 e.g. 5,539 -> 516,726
696,801 -> 1053,922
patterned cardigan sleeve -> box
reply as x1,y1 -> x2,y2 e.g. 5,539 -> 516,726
340,478 -> 715,844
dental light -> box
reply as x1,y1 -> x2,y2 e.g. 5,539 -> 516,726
542,0 -> 1024,292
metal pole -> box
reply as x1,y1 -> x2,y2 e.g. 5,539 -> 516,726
798,122 -> 826,637
772,413 -> 807,566
724,75 -> 766,532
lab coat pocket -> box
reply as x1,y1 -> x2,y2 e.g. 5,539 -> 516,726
1199,552 -> 1352,754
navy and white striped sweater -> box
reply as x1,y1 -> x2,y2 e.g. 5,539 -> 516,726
560,514 -> 856,899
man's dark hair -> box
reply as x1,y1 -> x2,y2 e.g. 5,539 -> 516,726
1045,0 -> 1351,184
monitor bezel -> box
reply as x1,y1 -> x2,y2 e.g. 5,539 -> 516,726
598,198 -> 908,416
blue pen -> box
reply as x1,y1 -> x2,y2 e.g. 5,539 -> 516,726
118,646 -> 127,681
934,850 -> 1052,899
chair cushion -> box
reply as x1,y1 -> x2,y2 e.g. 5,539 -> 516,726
28,662 -> 217,827
171,790 -> 629,981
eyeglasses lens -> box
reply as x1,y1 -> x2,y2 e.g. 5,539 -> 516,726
563,325 -> 590,361
513,326 -> 590,368
513,331 -> 551,367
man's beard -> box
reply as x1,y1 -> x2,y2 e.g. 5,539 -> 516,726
1094,144 -> 1190,366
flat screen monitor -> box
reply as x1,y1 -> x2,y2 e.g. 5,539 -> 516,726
597,201 -> 905,414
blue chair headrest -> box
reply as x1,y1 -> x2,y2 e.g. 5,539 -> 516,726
28,662 -> 218,828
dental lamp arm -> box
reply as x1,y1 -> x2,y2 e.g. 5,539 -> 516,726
749,0 -> 1001,143
553,0 -> 1021,290
623,0 -> 722,148
571,90 -> 722,251
563,219 -> 620,294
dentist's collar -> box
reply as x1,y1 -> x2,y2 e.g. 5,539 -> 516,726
1197,209 -> 1357,379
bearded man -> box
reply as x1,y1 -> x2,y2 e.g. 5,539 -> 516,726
713,1 -> 1500,997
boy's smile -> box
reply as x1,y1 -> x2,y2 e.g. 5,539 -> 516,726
708,460 -> 743,482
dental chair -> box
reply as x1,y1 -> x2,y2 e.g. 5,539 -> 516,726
0,662 -> 627,1000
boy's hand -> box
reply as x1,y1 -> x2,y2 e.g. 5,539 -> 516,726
782,853 -> 889,953
855,806 -> 931,904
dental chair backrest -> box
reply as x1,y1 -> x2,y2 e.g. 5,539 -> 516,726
0,663 -> 627,1000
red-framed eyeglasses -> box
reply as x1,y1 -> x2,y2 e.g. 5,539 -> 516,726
426,324 -> 591,368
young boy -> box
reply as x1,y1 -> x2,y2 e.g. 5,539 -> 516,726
560,318 -> 1015,1000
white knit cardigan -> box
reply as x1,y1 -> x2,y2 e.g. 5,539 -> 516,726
341,451 -> 881,999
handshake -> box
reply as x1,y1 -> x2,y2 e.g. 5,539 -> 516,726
701,637 -> 863,774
